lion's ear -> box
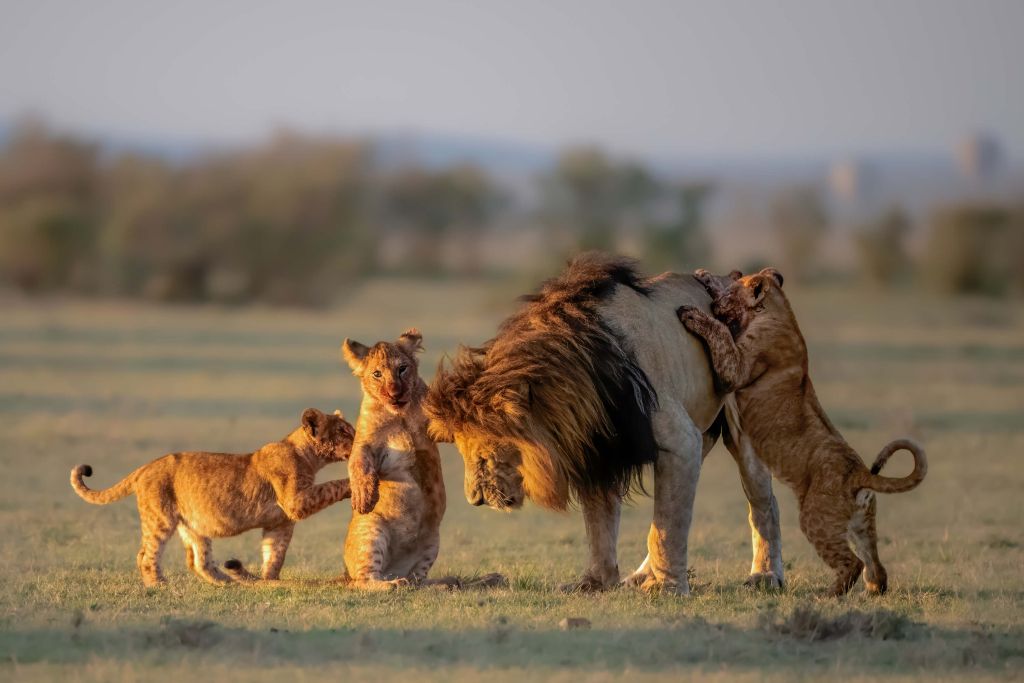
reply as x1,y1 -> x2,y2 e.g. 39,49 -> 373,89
342,338 -> 370,375
302,408 -> 324,439
760,267 -> 783,288
397,328 -> 424,356
491,382 -> 530,422
748,274 -> 775,305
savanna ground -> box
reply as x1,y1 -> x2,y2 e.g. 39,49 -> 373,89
1,277 -> 1022,682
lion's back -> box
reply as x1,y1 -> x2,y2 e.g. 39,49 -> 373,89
600,272 -> 722,431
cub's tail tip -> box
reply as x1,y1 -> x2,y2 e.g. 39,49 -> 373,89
224,559 -> 243,571
78,464 -> 93,477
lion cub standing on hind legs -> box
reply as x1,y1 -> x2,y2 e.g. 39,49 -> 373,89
678,268 -> 927,596
70,408 -> 354,586
341,329 -> 447,590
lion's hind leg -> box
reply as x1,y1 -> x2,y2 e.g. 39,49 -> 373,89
848,489 -> 887,595
177,525 -> 232,586
136,497 -> 175,587
799,495 -> 863,597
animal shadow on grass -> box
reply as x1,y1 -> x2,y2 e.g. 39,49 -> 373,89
11,605 -> 1021,674
221,559 -> 507,592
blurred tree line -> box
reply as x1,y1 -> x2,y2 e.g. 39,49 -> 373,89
0,118 -> 1021,304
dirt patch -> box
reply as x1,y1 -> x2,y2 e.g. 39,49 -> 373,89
760,605 -> 916,642
143,619 -> 222,649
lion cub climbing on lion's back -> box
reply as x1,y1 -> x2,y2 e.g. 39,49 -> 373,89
678,268 -> 927,597
341,329 -> 446,590
70,408 -> 355,587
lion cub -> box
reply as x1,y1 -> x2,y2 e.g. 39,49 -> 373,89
678,269 -> 927,596
70,408 -> 354,586
341,329 -> 446,590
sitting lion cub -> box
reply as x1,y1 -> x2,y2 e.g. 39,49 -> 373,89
341,329 -> 446,590
678,268 -> 926,596
70,408 -> 355,586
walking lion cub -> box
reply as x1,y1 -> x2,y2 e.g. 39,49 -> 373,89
341,329 -> 446,590
678,268 -> 926,596
70,408 -> 355,586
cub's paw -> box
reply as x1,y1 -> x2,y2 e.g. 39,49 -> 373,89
676,305 -> 708,328
693,269 -> 715,287
744,572 -> 783,591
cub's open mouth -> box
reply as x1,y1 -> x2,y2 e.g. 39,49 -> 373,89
389,399 -> 409,409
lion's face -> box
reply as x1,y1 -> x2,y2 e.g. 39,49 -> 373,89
454,433 -> 525,511
342,329 -> 423,416
711,268 -> 785,338
301,408 -> 356,463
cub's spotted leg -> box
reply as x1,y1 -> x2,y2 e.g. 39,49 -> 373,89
799,494 -> 863,597
848,490 -> 888,594
177,525 -> 232,586
136,508 -> 175,587
677,307 -> 754,393
407,531 -> 441,585
345,517 -> 406,591
260,523 -> 295,580
282,479 -> 351,521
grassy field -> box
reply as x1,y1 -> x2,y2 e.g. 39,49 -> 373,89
1,278 -> 1023,682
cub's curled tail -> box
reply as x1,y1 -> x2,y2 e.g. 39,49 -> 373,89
856,439 -> 927,494
70,464 -> 141,504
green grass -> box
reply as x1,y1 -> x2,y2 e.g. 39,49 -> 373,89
1,280 -> 1023,682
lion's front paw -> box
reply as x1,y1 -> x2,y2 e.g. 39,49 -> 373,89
638,575 -> 691,596
744,572 -> 783,591
559,573 -> 615,594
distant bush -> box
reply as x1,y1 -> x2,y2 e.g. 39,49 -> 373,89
924,204 -> 1024,296
0,119 -> 100,291
853,206 -> 912,286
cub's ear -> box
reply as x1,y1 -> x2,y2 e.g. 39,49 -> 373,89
302,408 -> 325,439
397,328 -> 424,356
342,338 -> 370,375
760,267 -> 783,287
748,273 -> 777,304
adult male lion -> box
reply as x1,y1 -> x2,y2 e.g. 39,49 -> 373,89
424,254 -> 784,594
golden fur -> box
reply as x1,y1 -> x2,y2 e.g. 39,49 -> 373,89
70,408 -> 354,586
425,256 -> 659,511
423,253 -> 773,596
679,268 -> 927,595
341,329 -> 447,590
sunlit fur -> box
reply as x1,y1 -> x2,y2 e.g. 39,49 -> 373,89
425,253 -> 658,511
70,409 -> 354,586
342,329 -> 447,590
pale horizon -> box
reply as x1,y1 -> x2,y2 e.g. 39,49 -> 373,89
1,0 -> 1022,161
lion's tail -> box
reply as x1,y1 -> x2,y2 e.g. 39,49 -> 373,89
856,439 -> 927,494
70,464 -> 140,504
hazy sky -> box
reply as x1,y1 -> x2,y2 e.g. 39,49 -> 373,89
2,0 -> 1022,159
